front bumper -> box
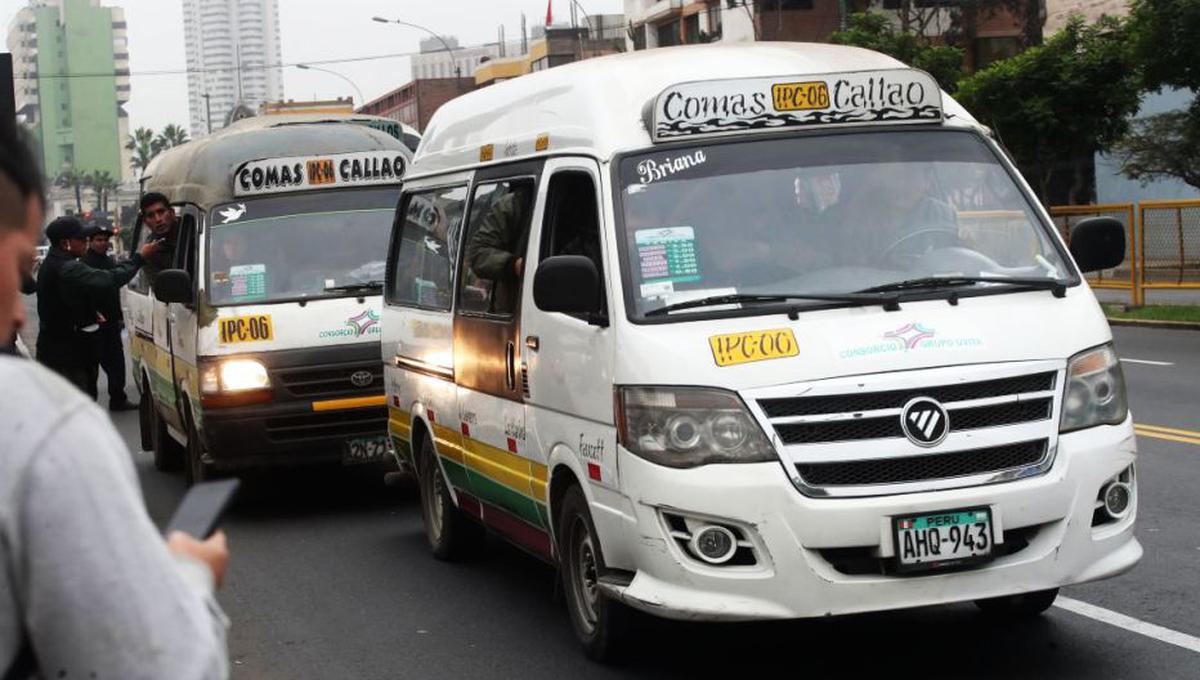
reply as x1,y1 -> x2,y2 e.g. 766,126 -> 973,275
593,416 -> 1140,621
203,399 -> 387,469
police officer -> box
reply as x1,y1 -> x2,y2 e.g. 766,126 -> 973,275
36,216 -> 159,395
82,223 -> 135,410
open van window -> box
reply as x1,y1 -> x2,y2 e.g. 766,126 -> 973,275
617,129 -> 1075,320
207,187 -> 398,306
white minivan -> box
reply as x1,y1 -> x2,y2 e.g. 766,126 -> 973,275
382,44 -> 1139,659
127,114 -> 411,483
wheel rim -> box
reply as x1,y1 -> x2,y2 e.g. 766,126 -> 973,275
568,516 -> 601,634
423,457 -> 445,540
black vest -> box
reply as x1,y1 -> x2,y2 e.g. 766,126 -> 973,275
36,250 -> 96,343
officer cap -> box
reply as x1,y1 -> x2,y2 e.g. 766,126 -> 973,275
83,223 -> 115,238
45,216 -> 85,243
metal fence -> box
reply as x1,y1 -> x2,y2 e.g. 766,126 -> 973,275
1050,203 -> 1141,304
1139,200 -> 1200,296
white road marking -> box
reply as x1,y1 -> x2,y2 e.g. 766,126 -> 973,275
1055,596 -> 1200,654
1120,358 -> 1175,366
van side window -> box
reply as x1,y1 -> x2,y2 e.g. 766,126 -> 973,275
540,171 -> 603,269
459,179 -> 536,316
127,221 -> 154,294
175,214 -> 197,279
388,185 -> 467,309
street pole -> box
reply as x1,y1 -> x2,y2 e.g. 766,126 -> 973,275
371,17 -> 463,93
295,64 -> 365,108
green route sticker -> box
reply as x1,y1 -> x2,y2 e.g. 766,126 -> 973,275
636,227 -> 700,291
229,263 -> 267,302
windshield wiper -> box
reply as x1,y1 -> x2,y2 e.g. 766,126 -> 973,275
644,292 -> 900,318
324,280 -> 385,294
856,276 -> 1067,299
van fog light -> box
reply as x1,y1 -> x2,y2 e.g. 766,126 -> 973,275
691,525 -> 738,564
1103,481 -> 1132,519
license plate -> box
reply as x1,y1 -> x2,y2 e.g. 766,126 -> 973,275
894,507 -> 993,572
343,435 -> 390,465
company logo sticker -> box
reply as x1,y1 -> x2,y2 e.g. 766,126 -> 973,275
839,322 -> 982,360
319,310 -> 382,339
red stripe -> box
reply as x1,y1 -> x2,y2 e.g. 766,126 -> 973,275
456,489 -> 483,519
587,462 -> 602,481
507,437 -> 518,453
481,501 -> 552,559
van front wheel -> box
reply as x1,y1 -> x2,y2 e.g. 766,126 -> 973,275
558,484 -> 633,662
417,435 -> 483,560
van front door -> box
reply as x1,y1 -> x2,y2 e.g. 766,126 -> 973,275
453,163 -> 550,554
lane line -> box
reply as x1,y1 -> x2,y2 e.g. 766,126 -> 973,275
1121,358 -> 1175,366
1055,597 -> 1200,654
1134,429 -> 1200,447
1135,423 -> 1200,437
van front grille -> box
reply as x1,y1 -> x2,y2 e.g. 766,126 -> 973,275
794,439 -> 1048,487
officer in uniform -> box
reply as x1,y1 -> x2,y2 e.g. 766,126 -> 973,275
36,216 -> 159,396
82,223 -> 135,410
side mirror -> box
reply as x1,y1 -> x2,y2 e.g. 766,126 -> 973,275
533,255 -> 605,323
153,269 -> 194,304
1069,217 -> 1125,273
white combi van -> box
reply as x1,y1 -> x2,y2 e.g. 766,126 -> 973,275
381,44 -> 1139,659
128,115 -> 411,483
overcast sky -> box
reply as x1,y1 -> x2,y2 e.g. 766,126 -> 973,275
2,0 -> 623,134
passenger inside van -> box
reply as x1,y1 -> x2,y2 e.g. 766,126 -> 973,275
464,182 -> 534,315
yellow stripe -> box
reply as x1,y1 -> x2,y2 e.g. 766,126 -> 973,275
1134,428 -> 1200,447
311,395 -> 387,412
432,422 -> 466,464
463,438 -> 533,498
1134,423 -> 1200,438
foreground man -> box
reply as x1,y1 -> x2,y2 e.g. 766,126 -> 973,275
1,128 -> 231,679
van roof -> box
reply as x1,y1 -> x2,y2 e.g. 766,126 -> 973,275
143,114 -> 410,207
413,42 -> 981,177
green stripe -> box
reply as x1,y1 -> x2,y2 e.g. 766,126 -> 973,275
442,456 -> 547,529
440,457 -> 473,491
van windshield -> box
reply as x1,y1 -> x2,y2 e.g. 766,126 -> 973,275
617,130 -> 1074,320
207,188 -> 398,306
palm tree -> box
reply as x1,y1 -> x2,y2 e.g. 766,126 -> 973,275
56,167 -> 87,214
86,170 -> 119,213
127,126 -> 156,177
154,123 -> 189,152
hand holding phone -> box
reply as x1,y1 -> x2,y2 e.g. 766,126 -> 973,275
164,479 -> 240,539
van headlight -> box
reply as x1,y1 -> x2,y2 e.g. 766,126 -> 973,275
1060,344 -> 1128,432
201,359 -> 271,394
617,386 -> 776,468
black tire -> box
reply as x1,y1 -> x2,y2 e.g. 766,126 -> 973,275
183,407 -> 213,486
975,588 -> 1059,618
138,376 -> 154,452
148,386 -> 183,473
417,434 -> 483,560
557,484 -> 633,662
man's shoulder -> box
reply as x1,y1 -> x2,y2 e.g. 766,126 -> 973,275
0,358 -> 91,469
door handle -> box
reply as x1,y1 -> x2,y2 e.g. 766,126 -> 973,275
506,341 -> 516,391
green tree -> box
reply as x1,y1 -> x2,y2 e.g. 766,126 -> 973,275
127,126 -> 156,177
955,16 -> 1141,204
86,170 -> 120,214
154,123 -> 189,152
55,167 -> 87,214
1112,0 -> 1200,190
829,12 -> 965,93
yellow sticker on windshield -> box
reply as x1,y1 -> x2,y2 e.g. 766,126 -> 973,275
709,329 -> 798,367
218,314 -> 274,345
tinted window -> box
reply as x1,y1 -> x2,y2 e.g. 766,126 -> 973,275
459,180 -> 536,317
388,185 -> 467,310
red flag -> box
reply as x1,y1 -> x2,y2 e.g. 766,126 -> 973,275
545,0 -> 553,26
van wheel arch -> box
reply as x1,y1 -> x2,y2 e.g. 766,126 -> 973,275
548,465 -> 583,561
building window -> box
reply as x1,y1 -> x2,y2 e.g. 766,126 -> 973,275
761,0 -> 814,9
684,14 -> 701,44
975,36 -> 1021,68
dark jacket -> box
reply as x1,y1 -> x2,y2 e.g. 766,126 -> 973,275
83,249 -> 124,324
36,249 -> 143,345
465,190 -> 530,314
141,225 -> 177,286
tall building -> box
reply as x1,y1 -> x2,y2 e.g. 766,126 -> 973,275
6,0 -> 131,181
183,0 -> 284,138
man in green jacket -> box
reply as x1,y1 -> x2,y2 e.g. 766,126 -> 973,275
465,186 -> 532,315
35,216 -> 160,394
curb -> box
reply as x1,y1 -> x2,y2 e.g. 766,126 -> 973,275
1107,317 -> 1200,331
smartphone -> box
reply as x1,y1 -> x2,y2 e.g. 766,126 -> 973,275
164,479 -> 240,539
